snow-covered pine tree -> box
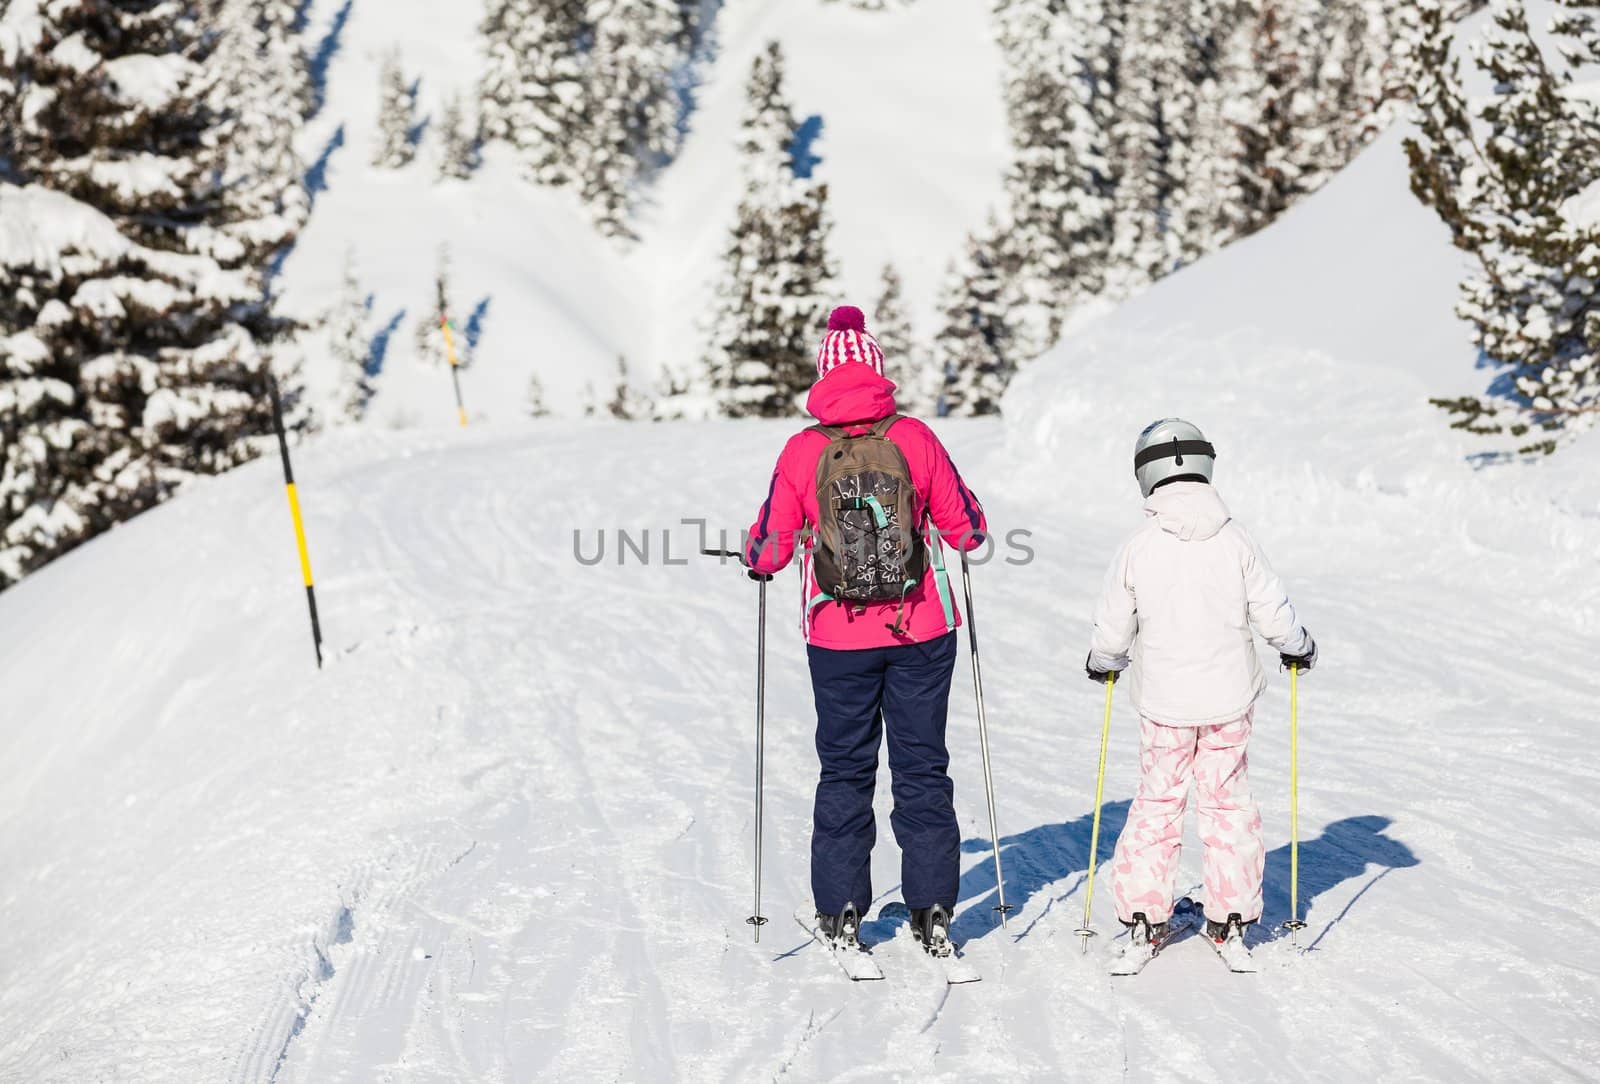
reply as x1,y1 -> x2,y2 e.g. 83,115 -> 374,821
1,1 -> 302,587
1407,0 -> 1600,450
329,250 -> 374,422
413,247 -> 455,368
872,263 -> 915,372
437,93 -> 480,181
605,357 -> 654,419
932,230 -> 1018,417
526,372 -> 552,418
576,0 -> 685,238
702,43 -> 838,418
1105,0 -> 1180,290
373,49 -> 417,168
994,0 -> 1115,354
478,0 -> 588,187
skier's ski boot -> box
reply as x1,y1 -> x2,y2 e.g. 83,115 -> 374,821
1204,912 -> 1251,946
816,902 -> 863,950
1124,911 -> 1172,949
910,903 -> 955,959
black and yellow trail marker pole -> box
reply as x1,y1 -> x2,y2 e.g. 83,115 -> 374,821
439,282 -> 468,427
268,375 -> 323,669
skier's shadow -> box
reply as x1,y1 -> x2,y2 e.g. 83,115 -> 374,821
950,800 -> 1131,945
1263,814 -> 1419,949
951,808 -> 1418,947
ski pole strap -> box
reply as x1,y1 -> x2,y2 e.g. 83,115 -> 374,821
929,534 -> 957,633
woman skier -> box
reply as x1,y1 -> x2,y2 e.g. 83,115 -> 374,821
744,305 -> 987,959
1085,418 -> 1316,967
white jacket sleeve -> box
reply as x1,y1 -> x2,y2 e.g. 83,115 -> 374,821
1088,539 -> 1138,672
1239,528 -> 1310,655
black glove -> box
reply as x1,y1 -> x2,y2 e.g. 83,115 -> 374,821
747,569 -> 774,583
1280,635 -> 1317,673
1084,654 -> 1121,684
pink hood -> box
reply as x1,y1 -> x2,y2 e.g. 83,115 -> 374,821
805,363 -> 899,426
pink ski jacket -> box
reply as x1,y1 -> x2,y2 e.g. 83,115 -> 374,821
745,364 -> 988,650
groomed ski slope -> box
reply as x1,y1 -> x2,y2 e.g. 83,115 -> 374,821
3,132 -> 1600,1083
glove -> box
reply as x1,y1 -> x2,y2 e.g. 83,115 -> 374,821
1280,635 -> 1317,673
1084,653 -> 1123,685
747,569 -> 774,583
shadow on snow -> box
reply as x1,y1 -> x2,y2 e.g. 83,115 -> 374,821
949,807 -> 1418,948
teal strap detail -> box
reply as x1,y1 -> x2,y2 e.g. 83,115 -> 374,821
807,590 -> 836,614
863,495 -> 890,529
838,495 -> 890,529
929,536 -> 957,633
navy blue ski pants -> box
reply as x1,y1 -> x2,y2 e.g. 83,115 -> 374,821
807,632 -> 960,916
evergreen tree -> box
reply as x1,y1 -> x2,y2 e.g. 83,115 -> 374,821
526,372 -> 552,418
1,2 -> 303,588
932,231 -> 1018,417
605,357 -> 654,419
373,49 -> 417,168
994,0 -> 1115,352
577,0 -> 685,238
329,250 -> 374,423
437,93 -> 480,181
1407,0 -> 1600,450
478,0 -> 587,187
702,43 -> 839,418
872,264 -> 915,374
413,247 -> 455,368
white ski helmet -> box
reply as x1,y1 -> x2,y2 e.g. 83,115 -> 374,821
1134,418 -> 1217,498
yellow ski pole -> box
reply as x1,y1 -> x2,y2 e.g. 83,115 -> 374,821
1282,664 -> 1307,946
1075,673 -> 1116,953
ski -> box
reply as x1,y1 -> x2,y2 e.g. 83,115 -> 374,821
878,903 -> 981,985
794,905 -> 883,982
1109,897 -> 1201,976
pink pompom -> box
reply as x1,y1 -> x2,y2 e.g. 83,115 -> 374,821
827,305 -> 867,333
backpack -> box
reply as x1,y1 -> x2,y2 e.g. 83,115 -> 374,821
808,415 -> 929,633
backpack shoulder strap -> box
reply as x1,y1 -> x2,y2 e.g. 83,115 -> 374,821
808,423 -> 845,441
869,414 -> 905,439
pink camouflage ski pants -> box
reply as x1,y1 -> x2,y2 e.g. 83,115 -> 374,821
1110,711 -> 1265,925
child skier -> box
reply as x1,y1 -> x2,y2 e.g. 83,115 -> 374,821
1085,418 -> 1316,965
744,305 -> 987,960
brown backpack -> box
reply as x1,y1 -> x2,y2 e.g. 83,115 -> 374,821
808,415 -> 929,632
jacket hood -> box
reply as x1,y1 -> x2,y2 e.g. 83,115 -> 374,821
1143,481 -> 1231,541
805,362 -> 899,426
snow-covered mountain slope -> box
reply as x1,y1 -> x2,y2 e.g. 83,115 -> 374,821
5,132 -> 1600,1082
279,0 -> 1006,425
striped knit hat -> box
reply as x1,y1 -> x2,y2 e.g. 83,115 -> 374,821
815,305 -> 886,378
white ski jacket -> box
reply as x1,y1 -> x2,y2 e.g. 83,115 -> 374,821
1088,482 -> 1311,727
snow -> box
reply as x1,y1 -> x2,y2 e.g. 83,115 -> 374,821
1560,178 -> 1600,231
0,185 -> 132,275
278,0 -> 1007,422
5,105 -> 1600,1080
102,53 -> 197,111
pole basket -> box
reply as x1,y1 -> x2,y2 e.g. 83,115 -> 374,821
746,914 -> 768,943
1073,926 -> 1098,954
1279,918 -> 1307,947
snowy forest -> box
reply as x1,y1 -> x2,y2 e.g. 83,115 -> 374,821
2,0 -> 1598,586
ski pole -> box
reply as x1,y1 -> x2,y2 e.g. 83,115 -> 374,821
1281,664 -> 1307,947
704,548 -> 770,942
959,552 -> 1012,930
267,375 -> 323,670
1075,672 -> 1115,953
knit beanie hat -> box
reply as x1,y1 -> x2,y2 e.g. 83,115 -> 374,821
815,305 -> 886,378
